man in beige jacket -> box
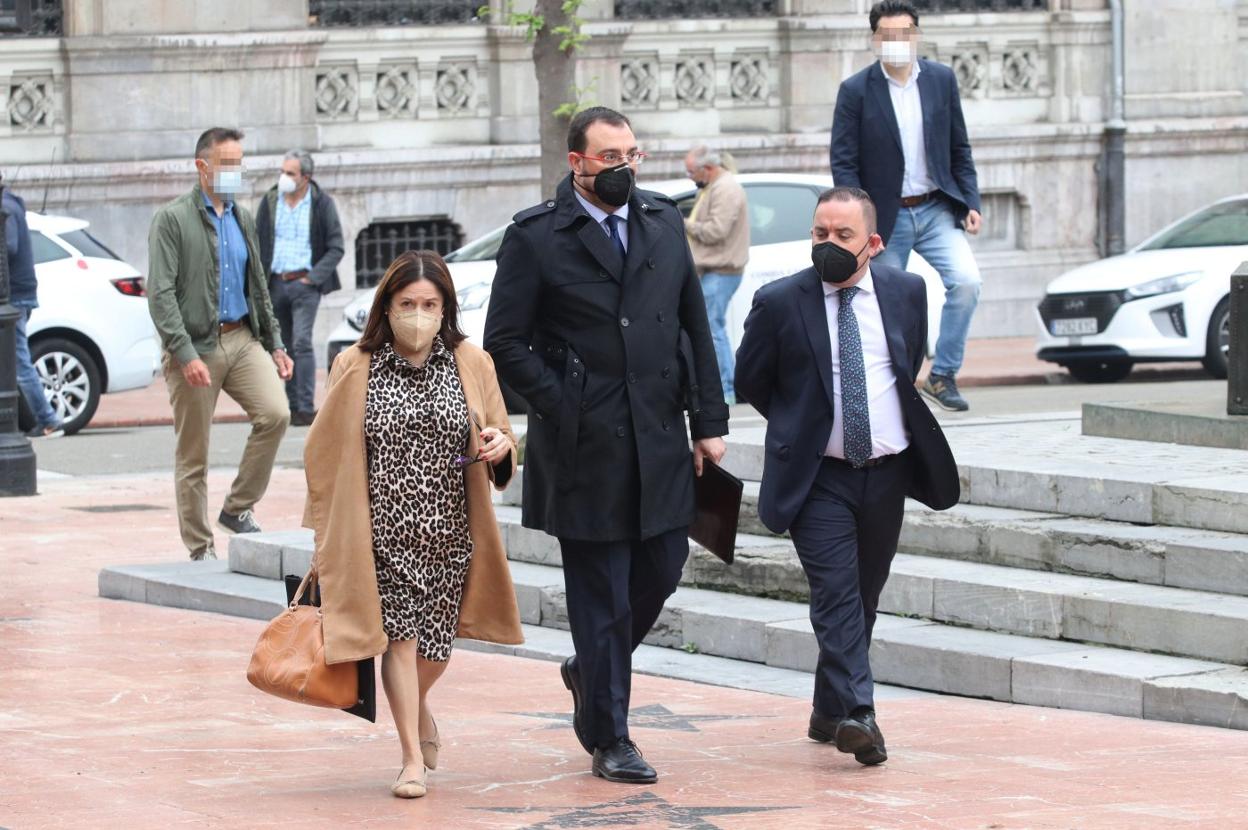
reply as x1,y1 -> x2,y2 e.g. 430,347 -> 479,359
684,146 -> 749,404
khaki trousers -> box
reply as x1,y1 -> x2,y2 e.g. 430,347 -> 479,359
163,327 -> 291,554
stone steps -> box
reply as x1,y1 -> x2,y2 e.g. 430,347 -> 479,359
97,551 -> 1248,730
720,419 -> 1248,534
230,520 -> 1248,665
497,474 -> 1248,598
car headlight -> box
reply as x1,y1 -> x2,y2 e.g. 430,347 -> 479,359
456,281 -> 492,312
346,306 -> 368,332
1124,271 -> 1201,300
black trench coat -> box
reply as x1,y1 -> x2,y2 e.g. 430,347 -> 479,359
483,175 -> 729,542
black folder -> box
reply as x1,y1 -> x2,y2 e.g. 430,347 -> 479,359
689,459 -> 744,565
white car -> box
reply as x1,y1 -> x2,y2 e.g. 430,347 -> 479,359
1036,194 -> 1244,383
23,212 -> 160,433
328,174 -> 944,405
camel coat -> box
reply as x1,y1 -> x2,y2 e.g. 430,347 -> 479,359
302,341 -> 524,665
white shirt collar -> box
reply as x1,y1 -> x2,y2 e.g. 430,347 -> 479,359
574,190 -> 630,226
880,58 -> 921,89
823,266 -> 876,299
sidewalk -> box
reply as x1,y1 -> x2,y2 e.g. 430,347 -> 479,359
87,338 -> 1206,431
5,468 -> 1248,828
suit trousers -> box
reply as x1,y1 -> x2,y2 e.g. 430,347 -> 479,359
788,454 -> 911,719
558,527 -> 689,748
162,327 -> 291,554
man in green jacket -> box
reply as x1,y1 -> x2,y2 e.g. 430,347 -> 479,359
148,127 -> 293,561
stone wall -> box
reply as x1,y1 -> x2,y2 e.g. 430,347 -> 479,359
2,0 -> 1246,354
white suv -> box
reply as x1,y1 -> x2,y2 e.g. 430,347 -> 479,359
22,212 -> 160,433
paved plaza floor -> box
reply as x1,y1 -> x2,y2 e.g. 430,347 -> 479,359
5,467 -> 1248,829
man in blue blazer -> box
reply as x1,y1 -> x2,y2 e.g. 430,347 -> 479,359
831,0 -> 982,412
736,186 -> 958,765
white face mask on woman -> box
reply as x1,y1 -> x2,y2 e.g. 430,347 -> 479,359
390,309 -> 442,355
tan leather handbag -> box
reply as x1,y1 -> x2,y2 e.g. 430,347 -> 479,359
247,569 -> 358,709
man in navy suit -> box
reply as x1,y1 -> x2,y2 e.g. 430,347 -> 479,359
831,0 -> 982,412
735,186 -> 958,765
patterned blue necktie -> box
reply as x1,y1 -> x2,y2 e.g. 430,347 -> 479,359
605,214 -> 627,260
838,286 -> 872,468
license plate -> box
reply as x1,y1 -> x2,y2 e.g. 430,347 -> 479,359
1052,317 -> 1098,336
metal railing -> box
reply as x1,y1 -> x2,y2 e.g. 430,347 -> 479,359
354,219 -> 465,288
0,0 -> 62,37
614,0 -> 775,19
308,0 -> 480,27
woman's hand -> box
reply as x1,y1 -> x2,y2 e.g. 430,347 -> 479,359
477,427 -> 512,465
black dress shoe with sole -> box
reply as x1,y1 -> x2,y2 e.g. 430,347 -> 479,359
560,657 -> 593,755
807,709 -> 844,743
835,711 -> 888,766
592,738 -> 657,784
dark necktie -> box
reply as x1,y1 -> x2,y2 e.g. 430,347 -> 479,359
838,286 -> 872,468
605,214 -> 627,260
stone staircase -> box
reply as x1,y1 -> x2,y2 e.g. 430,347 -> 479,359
100,412 -> 1248,730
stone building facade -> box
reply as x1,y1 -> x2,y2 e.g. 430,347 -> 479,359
2,0 -> 1246,350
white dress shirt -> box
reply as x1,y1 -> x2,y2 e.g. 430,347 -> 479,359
575,190 -> 630,252
823,267 -> 910,460
883,60 -> 934,199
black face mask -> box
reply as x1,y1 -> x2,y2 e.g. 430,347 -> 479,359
812,240 -> 869,284
584,162 -> 635,207
693,179 -> 707,190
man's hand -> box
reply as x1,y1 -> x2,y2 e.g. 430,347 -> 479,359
272,349 -> 294,380
964,209 -> 983,235
181,358 -> 212,388
693,436 -> 727,477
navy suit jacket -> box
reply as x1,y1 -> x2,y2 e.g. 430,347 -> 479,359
830,60 -> 981,244
734,263 -> 959,534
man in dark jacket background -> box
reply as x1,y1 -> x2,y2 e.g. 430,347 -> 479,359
831,0 -> 983,412
255,150 -> 344,426
2,173 -> 63,438
484,107 -> 728,785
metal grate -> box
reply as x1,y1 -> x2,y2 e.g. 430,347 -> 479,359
1037,291 -> 1125,335
614,0 -> 775,19
912,0 -> 1047,11
308,0 -> 480,27
71,504 -> 165,514
354,218 -> 465,288
0,0 -> 62,36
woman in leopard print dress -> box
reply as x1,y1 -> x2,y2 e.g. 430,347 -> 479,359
332,250 -> 518,799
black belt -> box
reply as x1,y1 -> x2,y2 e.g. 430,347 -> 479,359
899,191 -> 938,208
823,454 -> 897,469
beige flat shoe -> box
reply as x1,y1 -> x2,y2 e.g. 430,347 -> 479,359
391,765 -> 427,799
420,717 -> 441,771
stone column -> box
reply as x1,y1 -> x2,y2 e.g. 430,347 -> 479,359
778,12 -> 866,135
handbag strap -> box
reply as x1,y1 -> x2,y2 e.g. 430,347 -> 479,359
289,567 -> 319,609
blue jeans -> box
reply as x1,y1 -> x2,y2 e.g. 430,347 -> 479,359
875,198 -> 981,378
14,305 -> 59,428
700,272 -> 742,400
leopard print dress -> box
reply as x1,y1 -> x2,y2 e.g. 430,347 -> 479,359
365,338 -> 473,662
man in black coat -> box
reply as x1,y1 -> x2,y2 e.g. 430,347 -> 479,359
484,107 -> 728,784
735,186 -> 958,767
255,150 -> 344,425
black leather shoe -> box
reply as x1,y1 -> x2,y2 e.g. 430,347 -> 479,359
807,709 -> 843,743
835,710 -> 888,766
592,738 -> 657,784
560,657 -> 593,755
291,410 -> 317,427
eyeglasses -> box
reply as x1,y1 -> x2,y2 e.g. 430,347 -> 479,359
452,410 -> 488,468
576,151 -> 648,166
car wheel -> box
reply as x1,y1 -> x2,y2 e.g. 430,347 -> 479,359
1201,297 -> 1230,380
31,337 -> 101,435
1066,360 -> 1134,384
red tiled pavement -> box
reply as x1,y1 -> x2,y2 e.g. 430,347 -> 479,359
4,469 -> 1248,828
87,338 -> 1206,431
